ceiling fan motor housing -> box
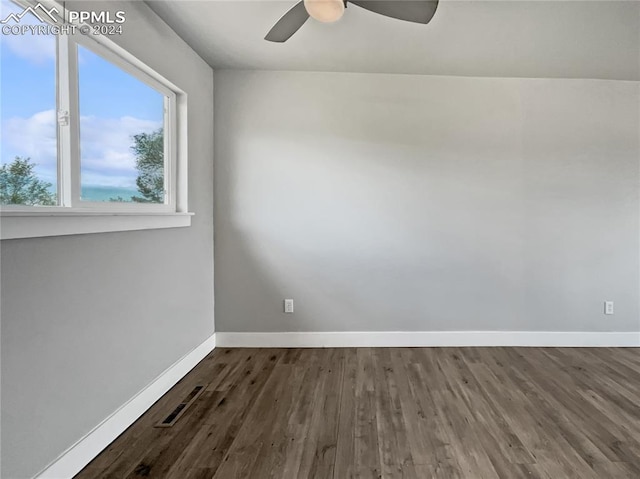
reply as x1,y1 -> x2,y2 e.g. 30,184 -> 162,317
265,0 -> 439,43
303,0 -> 346,23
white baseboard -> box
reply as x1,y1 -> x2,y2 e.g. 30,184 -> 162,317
35,334 -> 217,479
215,331 -> 640,348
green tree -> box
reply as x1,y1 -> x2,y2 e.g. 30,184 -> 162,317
131,128 -> 164,203
0,157 -> 56,206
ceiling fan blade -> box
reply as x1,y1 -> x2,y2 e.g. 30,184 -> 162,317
349,0 -> 439,24
265,1 -> 310,42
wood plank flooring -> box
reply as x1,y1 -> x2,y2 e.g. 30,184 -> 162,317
75,347 -> 640,478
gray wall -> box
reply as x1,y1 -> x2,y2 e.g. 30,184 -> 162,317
214,70 -> 639,334
0,2 -> 214,478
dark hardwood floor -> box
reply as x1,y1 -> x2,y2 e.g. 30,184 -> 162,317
76,347 -> 640,478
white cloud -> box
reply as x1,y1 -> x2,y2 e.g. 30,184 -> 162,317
1,109 -> 57,182
80,115 -> 162,187
2,31 -> 56,65
1,109 -> 162,188
0,0 -> 56,65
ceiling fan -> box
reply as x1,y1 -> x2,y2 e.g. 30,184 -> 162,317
265,0 -> 439,43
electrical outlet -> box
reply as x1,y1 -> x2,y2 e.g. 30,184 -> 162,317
284,299 -> 294,313
604,301 -> 614,315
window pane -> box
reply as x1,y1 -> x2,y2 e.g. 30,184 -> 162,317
0,0 -> 57,206
77,44 -> 165,203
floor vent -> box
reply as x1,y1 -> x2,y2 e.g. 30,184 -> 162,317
155,385 -> 206,428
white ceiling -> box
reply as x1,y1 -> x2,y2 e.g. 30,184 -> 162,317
146,0 -> 640,80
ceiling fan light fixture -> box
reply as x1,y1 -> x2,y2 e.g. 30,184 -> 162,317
303,0 -> 345,23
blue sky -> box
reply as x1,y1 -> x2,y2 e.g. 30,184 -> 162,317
1,0 -> 163,190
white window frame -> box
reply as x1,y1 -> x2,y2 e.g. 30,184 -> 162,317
0,0 -> 192,239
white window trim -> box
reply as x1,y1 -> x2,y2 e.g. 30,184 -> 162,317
0,212 -> 194,240
0,0 -> 192,240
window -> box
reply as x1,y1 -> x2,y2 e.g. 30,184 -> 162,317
78,44 -> 167,205
0,0 -> 58,206
0,0 -> 189,238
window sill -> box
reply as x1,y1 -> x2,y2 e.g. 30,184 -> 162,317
0,211 -> 193,240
